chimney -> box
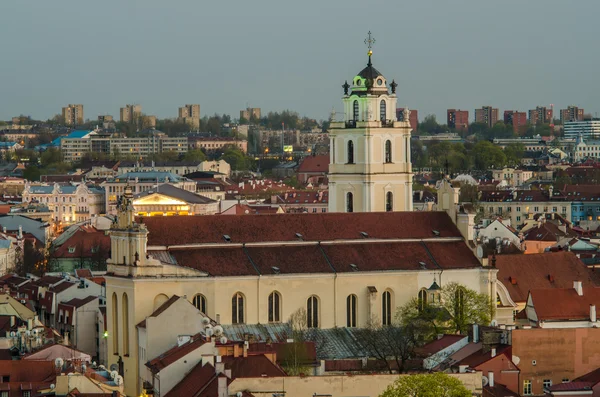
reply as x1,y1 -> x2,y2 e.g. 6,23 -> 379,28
459,365 -> 468,373
472,324 -> 479,343
215,356 -> 224,374
591,304 -> 597,322
488,371 -> 495,387
217,375 -> 228,397
491,348 -> 496,358
574,281 -> 583,296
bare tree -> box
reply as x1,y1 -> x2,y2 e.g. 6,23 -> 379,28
281,308 -> 311,375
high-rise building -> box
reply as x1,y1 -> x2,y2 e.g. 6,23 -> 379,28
560,106 -> 585,123
240,107 -> 261,122
178,104 -> 200,129
504,111 -> 527,133
474,106 -> 499,128
396,108 -> 418,132
120,104 -> 142,123
528,106 -> 553,125
447,109 -> 469,131
62,104 -> 84,126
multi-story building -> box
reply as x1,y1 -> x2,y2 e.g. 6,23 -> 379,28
142,115 -> 156,129
528,106 -> 553,125
98,115 -> 113,123
396,107 -> 418,132
120,104 -> 142,123
178,104 -> 200,129
240,107 -> 261,122
62,104 -> 84,126
503,110 -> 527,133
564,119 -> 600,139
21,183 -> 105,224
560,105 -> 585,123
188,137 -> 248,153
117,160 -> 205,176
491,167 -> 534,187
474,106 -> 499,127
447,109 -> 469,132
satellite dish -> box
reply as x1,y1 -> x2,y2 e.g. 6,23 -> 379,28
201,317 -> 210,325
109,364 -> 118,372
55,358 -> 64,368
206,329 -> 214,337
205,324 -> 213,330
482,376 -> 489,387
476,245 -> 484,259
115,375 -> 123,386
99,365 -> 106,371
110,370 -> 118,379
9,331 -> 15,337
237,392 -> 243,397
92,361 -> 97,367
50,384 -> 55,390
81,364 -> 86,373
220,336 -> 228,344
213,325 -> 223,336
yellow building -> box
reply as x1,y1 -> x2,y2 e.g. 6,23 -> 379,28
132,184 -> 218,216
62,104 -> 84,126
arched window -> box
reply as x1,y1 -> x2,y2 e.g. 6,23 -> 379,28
122,292 -> 129,356
454,287 -> 465,325
346,294 -> 357,327
232,292 -> 245,324
353,100 -> 359,121
193,294 -> 207,314
385,140 -> 392,163
386,192 -> 393,212
111,292 -> 119,355
380,100 -> 386,122
268,291 -> 281,323
307,295 -> 319,328
347,140 -> 354,164
382,290 -> 392,326
418,289 -> 428,312
346,192 -> 354,213
153,294 -> 169,311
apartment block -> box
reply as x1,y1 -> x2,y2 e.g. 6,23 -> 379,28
188,137 -> 247,153
475,106 -> 499,128
447,109 -> 469,131
528,106 -> 553,125
396,108 -> 418,132
240,107 -> 261,121
560,106 -> 585,123
62,104 -> 84,126
120,104 -> 142,123
178,104 -> 200,129
504,110 -> 527,133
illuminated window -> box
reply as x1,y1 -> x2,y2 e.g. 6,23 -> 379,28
523,380 -> 532,395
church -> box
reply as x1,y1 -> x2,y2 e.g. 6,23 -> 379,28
104,43 -> 497,396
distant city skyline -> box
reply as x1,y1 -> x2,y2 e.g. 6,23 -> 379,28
1,0 -> 598,123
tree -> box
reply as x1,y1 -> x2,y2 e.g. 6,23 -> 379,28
182,149 -> 206,163
40,148 -> 62,167
23,166 -> 41,182
380,372 -> 471,397
13,240 -> 47,277
355,321 -> 418,373
281,308 -> 312,376
471,141 -> 506,170
418,115 -> 446,135
503,143 -> 525,167
220,147 -> 250,171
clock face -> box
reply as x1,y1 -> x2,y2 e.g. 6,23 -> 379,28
377,78 -> 383,86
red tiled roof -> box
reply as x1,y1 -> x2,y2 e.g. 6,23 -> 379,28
483,383 -> 519,397
146,333 -> 207,373
524,221 -> 576,242
575,367 -> 600,384
222,355 -> 287,378
33,275 -> 64,288
163,362 -> 225,397
50,281 -> 76,294
297,155 -> 329,174
457,345 -> 512,368
495,252 -> 596,303
0,360 -> 56,382
142,211 -> 462,246
137,295 -> 179,328
548,381 -> 595,392
75,269 -> 93,278
51,226 -> 110,259
61,296 -> 98,309
417,335 -> 467,356
530,287 -> 600,321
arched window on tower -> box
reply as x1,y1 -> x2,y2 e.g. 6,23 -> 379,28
418,289 -> 428,312
193,294 -> 207,314
386,191 -> 393,212
232,292 -> 245,324
382,290 -> 392,326
122,292 -> 129,356
385,140 -> 392,163
347,140 -> 354,164
112,292 -> 119,355
380,100 -> 386,122
346,192 -> 354,213
307,295 -> 319,328
346,294 -> 357,327
353,100 -> 359,121
268,291 -> 281,323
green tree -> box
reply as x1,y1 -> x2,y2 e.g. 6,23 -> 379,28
355,322 -> 418,373
468,122 -> 489,136
23,166 -> 41,182
380,372 -> 471,397
182,149 -> 206,163
220,147 -> 250,171
503,143 -> 525,167
418,115 -> 446,135
40,148 -> 62,167
471,141 -> 506,170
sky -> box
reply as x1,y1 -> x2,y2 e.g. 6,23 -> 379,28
1,0 -> 598,123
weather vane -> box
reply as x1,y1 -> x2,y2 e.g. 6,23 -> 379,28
364,31 -> 376,56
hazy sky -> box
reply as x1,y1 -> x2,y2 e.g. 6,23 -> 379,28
1,0 -> 598,123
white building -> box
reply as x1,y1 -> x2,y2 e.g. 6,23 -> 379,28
564,120 -> 600,139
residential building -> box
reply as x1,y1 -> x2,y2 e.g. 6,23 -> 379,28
188,136 -> 248,153
329,53 -> 413,212
503,110 -> 527,133
475,106 -> 499,127
120,104 -> 142,123
491,167 -> 534,187
572,135 -> 600,162
0,361 -> 57,395
296,155 -> 329,184
22,183 -> 105,225
49,224 -> 110,272
98,115 -> 113,123
132,183 -> 218,216
561,106 -> 585,123
142,115 -> 156,129
564,119 -> 600,139
529,106 -> 553,125
117,160 -> 205,176
240,107 -> 261,122
62,104 -> 84,126
447,109 -> 469,132
263,190 -> 328,213
178,104 -> 200,129
547,368 -> 600,396
397,107 -> 418,131
57,296 -> 100,357
475,218 -> 521,250
0,214 -> 51,247
0,141 -> 23,154
567,185 -> 600,223
415,132 -> 463,142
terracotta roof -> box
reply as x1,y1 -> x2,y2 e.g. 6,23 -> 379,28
163,362 -> 222,397
457,345 -> 512,369
417,335 -> 467,356
223,355 -> 287,377
137,295 -> 180,328
74,269 -> 93,278
524,221 -> 576,242
483,383 -> 519,397
0,360 -> 56,382
61,296 -> 98,309
530,287 -> 600,321
50,226 -> 110,259
146,333 -> 207,373
32,275 -> 64,287
142,211 -> 462,246
50,281 -> 76,294
548,381 -> 595,392
495,252 -> 596,303
297,155 -> 329,174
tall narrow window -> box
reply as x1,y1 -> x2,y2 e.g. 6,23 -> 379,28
347,140 -> 354,164
386,192 -> 393,212
382,290 -> 392,326
346,294 -> 357,327
122,293 -> 129,356
385,140 -> 392,163
405,137 -> 409,163
112,292 -> 119,355
353,100 -> 359,121
307,295 -> 319,328
232,292 -> 245,324
346,192 -> 354,213
380,100 -> 386,122
418,289 -> 428,312
268,291 -> 281,323
193,294 -> 207,314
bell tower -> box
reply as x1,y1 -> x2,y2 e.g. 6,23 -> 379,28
328,32 -> 413,213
